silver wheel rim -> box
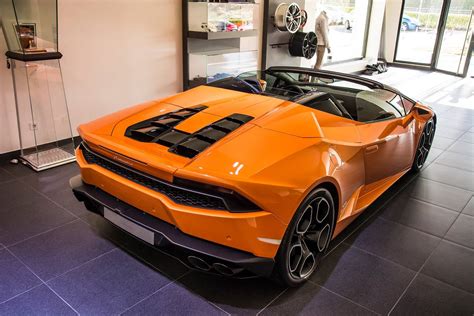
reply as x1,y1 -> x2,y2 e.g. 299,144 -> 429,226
285,3 -> 302,33
287,196 -> 332,280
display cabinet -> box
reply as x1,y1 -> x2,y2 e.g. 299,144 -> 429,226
1,0 -> 75,171
189,50 -> 258,87
183,0 -> 260,90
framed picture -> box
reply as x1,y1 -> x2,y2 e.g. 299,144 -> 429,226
13,23 -> 37,50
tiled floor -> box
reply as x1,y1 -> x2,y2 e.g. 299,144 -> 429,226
0,68 -> 473,315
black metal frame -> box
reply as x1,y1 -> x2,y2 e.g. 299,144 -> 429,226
182,0 -> 189,91
393,0 -> 473,77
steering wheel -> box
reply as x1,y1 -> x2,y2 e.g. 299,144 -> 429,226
281,84 -> 304,97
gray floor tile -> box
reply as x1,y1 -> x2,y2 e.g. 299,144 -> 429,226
381,197 -> 458,237
421,163 -> 474,191
407,178 -> 473,211
435,151 -> 474,172
123,282 -> 225,316
0,168 -> 15,184
0,198 -> 76,246
436,120 -> 473,132
346,217 -> 440,270
0,249 -> 41,303
0,162 -> 37,178
462,196 -> 474,216
425,147 -> 443,164
9,220 -> 116,281
435,126 -> 466,140
431,135 -> 456,150
46,187 -> 88,216
177,271 -> 286,315
445,214 -> 474,249
82,212 -> 189,280
447,140 -> 474,157
48,249 -> 172,315
0,285 -> 76,315
422,240 -> 474,293
260,281 -> 376,316
310,244 -> 415,314
0,180 -> 46,211
458,132 -> 474,144
391,274 -> 474,316
21,163 -> 79,195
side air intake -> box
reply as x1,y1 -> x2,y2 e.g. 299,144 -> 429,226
170,113 -> 254,158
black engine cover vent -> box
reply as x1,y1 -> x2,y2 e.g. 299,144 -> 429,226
125,105 -> 207,142
169,113 -> 253,158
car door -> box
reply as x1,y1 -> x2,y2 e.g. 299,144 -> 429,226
356,92 -> 416,184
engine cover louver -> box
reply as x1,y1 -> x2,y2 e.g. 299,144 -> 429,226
170,113 -> 254,158
125,105 -> 207,142
126,109 -> 253,159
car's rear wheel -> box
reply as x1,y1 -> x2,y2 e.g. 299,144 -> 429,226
411,118 -> 436,172
401,22 -> 408,31
273,188 -> 335,287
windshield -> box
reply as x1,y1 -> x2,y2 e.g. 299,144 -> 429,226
208,69 -> 406,123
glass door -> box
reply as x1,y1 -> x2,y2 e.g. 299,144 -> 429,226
395,0 -> 444,64
436,8 -> 473,75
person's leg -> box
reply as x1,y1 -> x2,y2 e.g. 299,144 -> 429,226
314,46 -> 326,70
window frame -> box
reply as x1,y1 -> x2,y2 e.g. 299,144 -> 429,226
321,0 -> 373,64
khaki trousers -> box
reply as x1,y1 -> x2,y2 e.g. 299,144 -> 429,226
314,46 -> 326,70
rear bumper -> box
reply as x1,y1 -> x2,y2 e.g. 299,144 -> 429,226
70,175 -> 275,278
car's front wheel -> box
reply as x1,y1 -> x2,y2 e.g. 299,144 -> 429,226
274,188 -> 335,287
411,118 -> 436,172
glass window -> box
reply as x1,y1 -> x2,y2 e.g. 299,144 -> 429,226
401,96 -> 416,113
395,0 -> 443,64
319,0 -> 371,62
387,94 -> 405,116
355,90 -> 404,122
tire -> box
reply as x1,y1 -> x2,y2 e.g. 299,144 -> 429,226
273,187 -> 336,287
288,31 -> 317,59
411,118 -> 436,172
401,22 -> 408,31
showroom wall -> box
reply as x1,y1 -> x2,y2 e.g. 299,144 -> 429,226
382,0 -> 403,62
0,0 -> 182,154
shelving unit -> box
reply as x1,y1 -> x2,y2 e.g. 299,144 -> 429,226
182,0 -> 260,90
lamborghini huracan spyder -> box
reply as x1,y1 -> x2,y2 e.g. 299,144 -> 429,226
71,67 -> 436,286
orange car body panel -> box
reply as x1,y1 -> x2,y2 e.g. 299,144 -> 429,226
76,85 -> 434,259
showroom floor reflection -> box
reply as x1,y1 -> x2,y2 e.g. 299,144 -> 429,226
0,68 -> 473,315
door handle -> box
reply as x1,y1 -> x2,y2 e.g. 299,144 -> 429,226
366,144 -> 379,154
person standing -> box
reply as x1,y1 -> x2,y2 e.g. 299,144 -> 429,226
314,10 -> 331,70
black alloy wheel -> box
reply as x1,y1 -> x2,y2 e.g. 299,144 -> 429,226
412,118 -> 436,172
274,188 -> 335,286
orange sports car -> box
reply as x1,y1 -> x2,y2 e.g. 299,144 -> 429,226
71,67 -> 436,286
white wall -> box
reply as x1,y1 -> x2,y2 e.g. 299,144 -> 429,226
383,0 -> 403,62
0,0 -> 182,154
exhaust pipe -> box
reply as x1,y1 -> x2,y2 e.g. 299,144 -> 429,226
187,256 -> 211,271
212,263 -> 244,276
